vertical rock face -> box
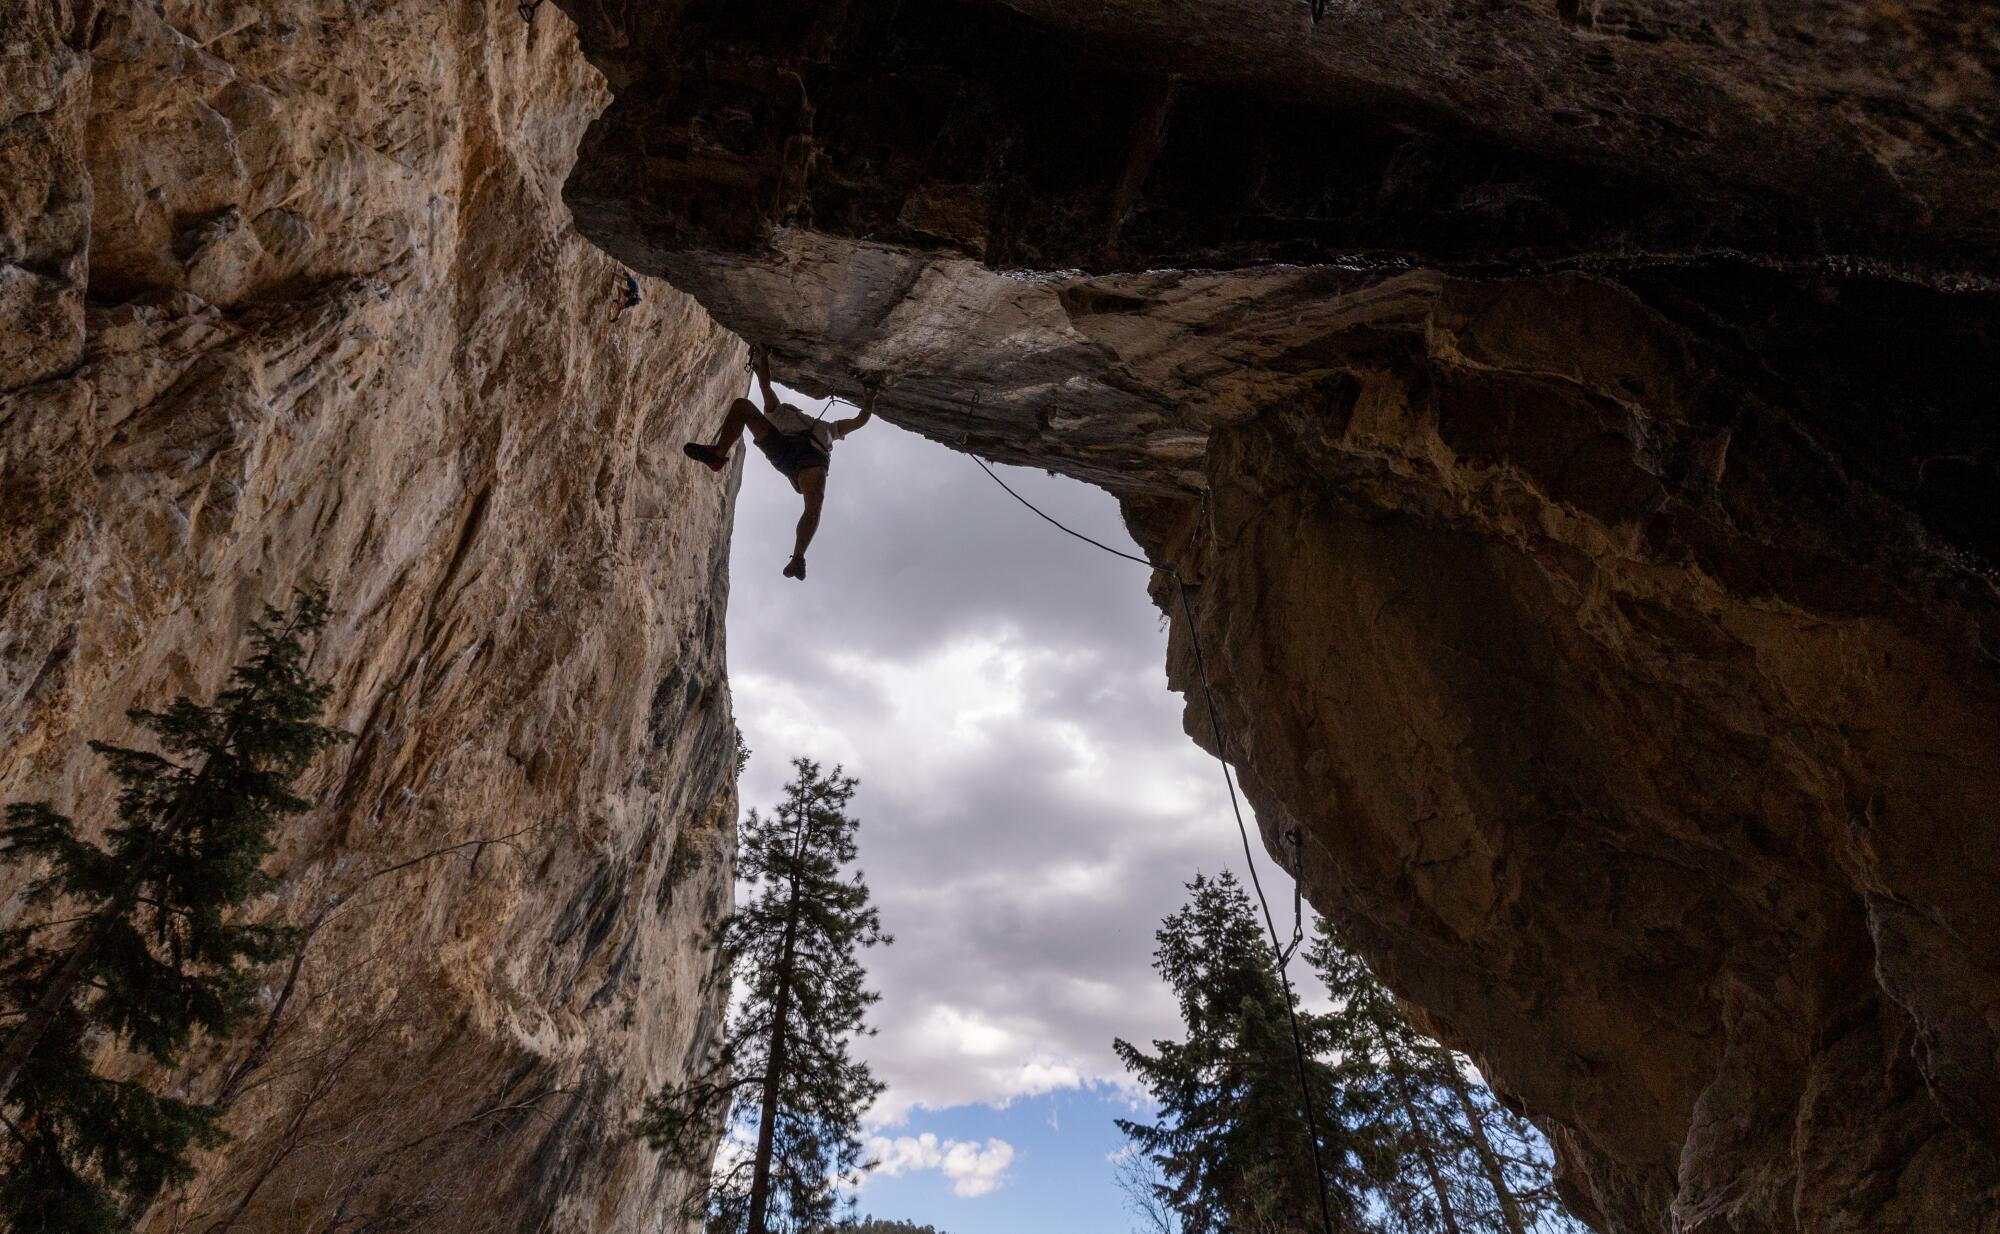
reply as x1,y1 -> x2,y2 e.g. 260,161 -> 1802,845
1119,282 -> 2000,1234
2,2 -> 744,1229
549,3 -> 2000,1231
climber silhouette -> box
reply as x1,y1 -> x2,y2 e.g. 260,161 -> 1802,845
683,346 -> 876,580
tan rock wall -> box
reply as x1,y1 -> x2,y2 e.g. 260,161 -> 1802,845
1,2 -> 743,1229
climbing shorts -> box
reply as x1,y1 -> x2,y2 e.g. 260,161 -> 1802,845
756,429 -> 831,488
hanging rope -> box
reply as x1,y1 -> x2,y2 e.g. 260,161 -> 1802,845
1284,829 -> 1306,964
966,446 -> 1339,1234
970,455 -> 1156,570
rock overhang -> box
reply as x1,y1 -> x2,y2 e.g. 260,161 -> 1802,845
550,2 -> 2000,1231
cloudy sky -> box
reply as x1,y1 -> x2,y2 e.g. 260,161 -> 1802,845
723,385 -> 1318,1233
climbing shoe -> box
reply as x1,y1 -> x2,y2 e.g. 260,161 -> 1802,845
783,556 -> 806,581
683,442 -> 727,471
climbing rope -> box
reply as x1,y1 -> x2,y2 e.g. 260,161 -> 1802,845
1284,829 -> 1306,964
966,448 -> 1339,1234
970,455 -> 1156,570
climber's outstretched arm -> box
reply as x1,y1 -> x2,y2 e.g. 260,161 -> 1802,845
832,384 -> 877,440
751,346 -> 780,413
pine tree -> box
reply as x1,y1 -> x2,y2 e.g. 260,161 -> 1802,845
1308,922 -> 1583,1234
0,586 -> 349,1232
1113,872 -> 1369,1234
639,758 -> 889,1234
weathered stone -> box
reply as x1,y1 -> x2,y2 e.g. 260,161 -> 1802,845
9,0 -> 2000,1229
1,2 -> 744,1230
559,0 -> 2000,280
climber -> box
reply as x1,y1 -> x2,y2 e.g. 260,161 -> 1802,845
682,346 -> 876,581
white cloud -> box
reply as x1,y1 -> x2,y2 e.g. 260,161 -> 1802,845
865,1133 -> 1017,1198
727,410 -> 1324,1126
1017,1058 -> 1084,1095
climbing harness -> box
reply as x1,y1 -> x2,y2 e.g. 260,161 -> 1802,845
966,446 -> 1339,1234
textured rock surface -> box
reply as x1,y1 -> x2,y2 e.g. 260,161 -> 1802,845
2,2 -> 744,1230
561,0 -> 1999,279
8,0 -> 1999,1229
553,3 -> 2000,1231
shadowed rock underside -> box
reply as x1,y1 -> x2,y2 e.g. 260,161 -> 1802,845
554,2 -> 2000,1231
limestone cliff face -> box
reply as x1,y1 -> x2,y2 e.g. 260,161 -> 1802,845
2,2 -> 744,1230
553,4 -> 2000,1232
9,1 -> 1999,1230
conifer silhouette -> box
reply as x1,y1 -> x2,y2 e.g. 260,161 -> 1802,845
1115,872 -> 1371,1234
639,758 -> 888,1234
0,587 -> 349,1232
1309,922 -> 1582,1234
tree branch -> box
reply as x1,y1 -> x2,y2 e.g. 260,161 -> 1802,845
215,824 -> 545,1104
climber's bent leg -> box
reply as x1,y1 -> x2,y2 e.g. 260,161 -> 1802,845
684,398 -> 772,470
718,397 -> 775,447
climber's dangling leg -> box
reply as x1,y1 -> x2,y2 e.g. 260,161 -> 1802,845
783,467 -> 829,579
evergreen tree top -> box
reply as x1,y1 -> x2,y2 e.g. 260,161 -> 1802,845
1146,871 -> 1286,1039
1113,872 -> 1356,1234
1,584 -> 350,1234
638,757 -> 889,1234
